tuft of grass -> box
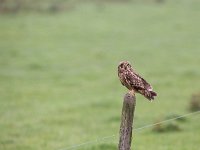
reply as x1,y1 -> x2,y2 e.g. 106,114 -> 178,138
189,93 -> 200,112
152,120 -> 181,133
152,114 -> 188,133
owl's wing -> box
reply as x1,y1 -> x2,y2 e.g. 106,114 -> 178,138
125,71 -> 152,90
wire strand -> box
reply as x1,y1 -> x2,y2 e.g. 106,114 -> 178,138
133,110 -> 200,131
58,110 -> 200,150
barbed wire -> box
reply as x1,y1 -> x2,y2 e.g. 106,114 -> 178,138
58,110 -> 200,150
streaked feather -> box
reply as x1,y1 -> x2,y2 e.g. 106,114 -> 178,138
118,61 -> 157,101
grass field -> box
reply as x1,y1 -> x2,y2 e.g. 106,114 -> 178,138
0,0 -> 200,150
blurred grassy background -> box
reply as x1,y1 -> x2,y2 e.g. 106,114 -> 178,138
0,0 -> 200,150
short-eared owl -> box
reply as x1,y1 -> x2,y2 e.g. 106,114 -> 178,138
118,61 -> 157,101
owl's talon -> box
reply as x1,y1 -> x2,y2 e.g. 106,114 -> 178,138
129,90 -> 135,96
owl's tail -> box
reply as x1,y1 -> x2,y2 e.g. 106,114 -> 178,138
144,90 -> 157,101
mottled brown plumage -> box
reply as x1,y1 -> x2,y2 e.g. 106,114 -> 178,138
118,61 -> 157,101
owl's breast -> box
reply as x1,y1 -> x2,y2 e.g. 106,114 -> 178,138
119,72 -> 132,90
118,73 -> 125,85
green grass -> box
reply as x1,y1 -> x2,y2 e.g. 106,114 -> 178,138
0,1 -> 200,150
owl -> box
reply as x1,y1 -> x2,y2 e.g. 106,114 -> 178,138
118,61 -> 157,101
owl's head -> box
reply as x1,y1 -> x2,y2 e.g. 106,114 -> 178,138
118,61 -> 132,72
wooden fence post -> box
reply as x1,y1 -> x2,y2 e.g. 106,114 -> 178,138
118,93 -> 136,150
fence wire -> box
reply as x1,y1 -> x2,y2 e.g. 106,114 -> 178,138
58,110 -> 200,150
